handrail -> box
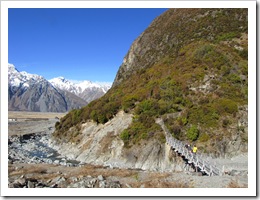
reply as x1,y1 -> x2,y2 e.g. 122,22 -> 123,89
156,118 -> 223,176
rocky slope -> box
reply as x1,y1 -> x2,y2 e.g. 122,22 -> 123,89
50,111 -> 184,172
52,8 -> 248,172
113,8 -> 248,86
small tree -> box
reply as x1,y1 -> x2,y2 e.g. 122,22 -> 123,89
187,125 -> 199,141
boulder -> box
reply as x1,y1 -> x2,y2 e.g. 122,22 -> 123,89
97,175 -> 104,181
27,181 -> 35,188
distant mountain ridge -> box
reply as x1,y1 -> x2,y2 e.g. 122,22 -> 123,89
49,77 -> 111,103
8,64 -> 111,112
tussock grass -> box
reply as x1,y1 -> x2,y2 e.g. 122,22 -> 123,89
227,179 -> 248,188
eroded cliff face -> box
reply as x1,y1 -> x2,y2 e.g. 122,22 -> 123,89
50,111 -> 184,172
50,108 -> 247,172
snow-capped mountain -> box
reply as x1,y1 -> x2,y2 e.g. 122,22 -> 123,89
8,64 -> 87,112
49,77 -> 111,103
8,63 -> 45,88
8,63 -> 111,112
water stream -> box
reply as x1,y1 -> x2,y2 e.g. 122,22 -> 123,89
8,132 -> 81,166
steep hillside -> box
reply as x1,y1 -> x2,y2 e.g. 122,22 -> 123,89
53,8 -> 248,162
113,8 -> 248,86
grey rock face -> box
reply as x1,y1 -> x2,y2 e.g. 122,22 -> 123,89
50,111 -> 184,172
8,64 -> 87,112
9,80 -> 66,112
78,87 -> 107,104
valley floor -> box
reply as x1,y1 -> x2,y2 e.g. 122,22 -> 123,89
8,162 -> 247,189
7,111 -> 248,189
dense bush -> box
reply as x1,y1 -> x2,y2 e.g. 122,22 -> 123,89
188,105 -> 219,128
187,125 -> 200,141
122,95 -> 138,112
199,133 -> 210,142
120,130 -> 130,143
55,121 -> 61,129
215,98 -> 238,114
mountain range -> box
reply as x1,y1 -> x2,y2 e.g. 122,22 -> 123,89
8,63 -> 111,112
49,77 -> 111,104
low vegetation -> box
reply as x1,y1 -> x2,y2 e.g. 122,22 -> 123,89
227,179 -> 248,188
53,8 -> 248,153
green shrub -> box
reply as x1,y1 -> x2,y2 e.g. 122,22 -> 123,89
122,95 -> 138,112
158,99 -> 169,115
55,121 -> 61,129
71,109 -> 82,124
174,97 -> 183,104
212,112 -> 220,120
228,74 -> 242,84
199,133 -> 210,142
177,117 -> 188,126
238,49 -> 248,59
215,98 -> 238,114
135,99 -> 154,114
157,132 -> 166,143
188,105 -> 219,127
187,125 -> 199,141
120,130 -> 130,142
90,110 -> 98,123
171,123 -> 182,139
141,132 -> 148,139
193,44 -> 213,60
216,32 -> 241,42
222,118 -> 231,128
98,114 -> 107,124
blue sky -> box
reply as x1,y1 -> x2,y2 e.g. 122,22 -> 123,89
8,8 -> 167,83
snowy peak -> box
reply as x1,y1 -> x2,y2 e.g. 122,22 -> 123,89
49,77 -> 78,93
8,63 -> 44,87
8,63 -> 18,73
49,77 -> 112,97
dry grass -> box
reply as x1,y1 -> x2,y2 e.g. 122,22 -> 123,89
8,163 -> 193,188
8,111 -> 66,119
142,180 -> 191,188
96,131 -> 116,155
8,111 -> 65,136
227,179 -> 248,188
